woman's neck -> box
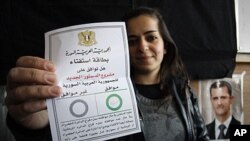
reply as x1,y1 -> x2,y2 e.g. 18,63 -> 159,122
132,71 -> 160,85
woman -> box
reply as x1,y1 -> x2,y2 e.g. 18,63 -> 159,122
5,7 -> 209,141
120,7 -> 209,141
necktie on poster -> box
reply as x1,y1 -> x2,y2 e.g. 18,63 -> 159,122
45,22 -> 141,141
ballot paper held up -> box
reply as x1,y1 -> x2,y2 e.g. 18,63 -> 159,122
45,22 -> 141,141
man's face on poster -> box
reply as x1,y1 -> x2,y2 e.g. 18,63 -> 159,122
210,86 -> 233,117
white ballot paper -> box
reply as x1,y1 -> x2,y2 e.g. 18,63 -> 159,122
45,22 -> 141,141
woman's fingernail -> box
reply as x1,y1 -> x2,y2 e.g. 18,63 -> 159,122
50,86 -> 61,96
45,62 -> 55,71
45,74 -> 56,84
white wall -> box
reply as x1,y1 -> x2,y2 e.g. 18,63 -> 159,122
235,0 -> 250,53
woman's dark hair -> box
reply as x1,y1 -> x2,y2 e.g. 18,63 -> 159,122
123,7 -> 189,93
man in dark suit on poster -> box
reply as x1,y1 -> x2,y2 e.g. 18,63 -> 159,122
206,80 -> 241,140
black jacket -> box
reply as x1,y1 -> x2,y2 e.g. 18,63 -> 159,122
170,79 -> 209,141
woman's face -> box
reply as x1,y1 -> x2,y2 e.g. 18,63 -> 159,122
127,15 -> 166,75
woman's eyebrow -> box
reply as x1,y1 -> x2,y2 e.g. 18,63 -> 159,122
128,35 -> 137,38
128,30 -> 158,38
144,30 -> 157,35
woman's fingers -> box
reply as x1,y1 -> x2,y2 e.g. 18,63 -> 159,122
8,99 -> 47,116
5,56 -> 58,129
7,102 -> 50,129
7,67 -> 57,85
5,85 -> 61,105
16,56 -> 55,72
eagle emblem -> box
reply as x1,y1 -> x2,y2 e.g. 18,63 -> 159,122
78,30 -> 97,46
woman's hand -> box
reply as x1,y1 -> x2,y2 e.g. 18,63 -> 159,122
5,56 -> 61,129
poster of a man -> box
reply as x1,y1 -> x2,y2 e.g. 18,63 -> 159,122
206,80 -> 241,140
198,72 -> 245,141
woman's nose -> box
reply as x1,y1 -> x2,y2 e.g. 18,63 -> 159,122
138,38 -> 149,52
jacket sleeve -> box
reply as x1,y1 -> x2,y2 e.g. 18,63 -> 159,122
6,113 -> 52,141
188,87 -> 210,141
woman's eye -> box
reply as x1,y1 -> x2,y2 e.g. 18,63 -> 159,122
128,38 -> 138,47
147,35 -> 157,42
